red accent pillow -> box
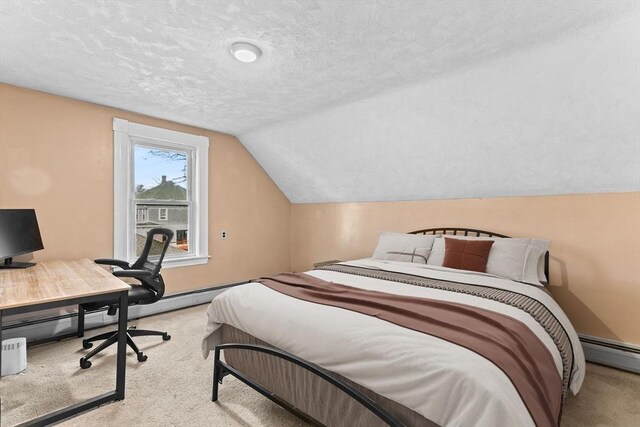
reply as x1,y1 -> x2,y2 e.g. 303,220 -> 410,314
443,237 -> 494,273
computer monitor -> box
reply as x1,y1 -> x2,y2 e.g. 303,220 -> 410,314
0,209 -> 44,269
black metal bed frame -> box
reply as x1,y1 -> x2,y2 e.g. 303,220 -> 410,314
211,227 -> 550,426
408,226 -> 509,237
212,343 -> 405,427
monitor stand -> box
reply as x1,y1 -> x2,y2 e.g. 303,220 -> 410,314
0,257 -> 36,269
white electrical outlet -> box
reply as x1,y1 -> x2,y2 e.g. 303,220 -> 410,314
221,230 -> 228,240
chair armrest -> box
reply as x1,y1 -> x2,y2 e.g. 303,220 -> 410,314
113,269 -> 153,280
95,258 -> 131,269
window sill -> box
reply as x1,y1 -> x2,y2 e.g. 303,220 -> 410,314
161,255 -> 210,269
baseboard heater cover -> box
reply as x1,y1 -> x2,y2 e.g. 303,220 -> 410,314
579,334 -> 640,373
1,281 -> 245,344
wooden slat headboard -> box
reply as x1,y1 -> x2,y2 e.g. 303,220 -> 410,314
408,227 -> 550,284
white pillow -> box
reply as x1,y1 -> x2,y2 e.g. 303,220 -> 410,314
530,239 -> 551,283
372,232 -> 436,264
486,239 -> 546,286
426,237 -> 445,266
426,235 -> 550,286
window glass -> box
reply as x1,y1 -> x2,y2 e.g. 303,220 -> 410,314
134,203 -> 189,256
133,146 -> 190,257
134,146 -> 188,200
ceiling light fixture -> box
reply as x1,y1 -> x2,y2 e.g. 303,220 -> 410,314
229,42 -> 261,63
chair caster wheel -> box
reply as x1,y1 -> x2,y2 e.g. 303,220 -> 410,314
137,353 -> 148,362
82,340 -> 93,349
80,358 -> 92,369
162,333 -> 171,341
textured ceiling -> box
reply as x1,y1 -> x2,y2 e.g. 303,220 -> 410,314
0,0 -> 635,135
242,13 -> 640,203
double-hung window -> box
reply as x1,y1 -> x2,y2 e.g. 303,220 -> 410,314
158,208 -> 169,221
113,118 -> 209,268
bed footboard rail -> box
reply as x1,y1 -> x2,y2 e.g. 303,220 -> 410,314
212,343 -> 405,427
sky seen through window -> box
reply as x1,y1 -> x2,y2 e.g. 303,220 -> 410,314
134,146 -> 187,191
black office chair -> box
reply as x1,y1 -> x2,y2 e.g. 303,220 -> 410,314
78,228 -> 174,369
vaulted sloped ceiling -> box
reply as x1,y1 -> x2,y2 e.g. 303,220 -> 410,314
1,1 -> 638,203
241,12 -> 640,203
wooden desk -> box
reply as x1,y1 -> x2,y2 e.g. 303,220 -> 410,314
0,259 -> 131,426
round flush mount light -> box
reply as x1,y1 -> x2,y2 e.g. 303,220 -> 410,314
229,42 -> 262,63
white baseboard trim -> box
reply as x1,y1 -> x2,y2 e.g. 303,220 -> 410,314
579,334 -> 640,373
1,283 -> 243,344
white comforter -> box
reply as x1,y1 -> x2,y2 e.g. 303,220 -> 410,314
202,259 -> 585,427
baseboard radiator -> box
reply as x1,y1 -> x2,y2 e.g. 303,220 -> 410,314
579,334 -> 640,373
1,282 -> 244,344
2,286 -> 638,374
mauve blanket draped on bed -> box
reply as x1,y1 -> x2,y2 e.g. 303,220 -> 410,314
255,273 -> 563,427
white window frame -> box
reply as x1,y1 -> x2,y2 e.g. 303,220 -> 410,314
113,118 -> 209,268
158,207 -> 168,221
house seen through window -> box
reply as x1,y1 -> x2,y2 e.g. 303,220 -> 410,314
134,146 -> 189,257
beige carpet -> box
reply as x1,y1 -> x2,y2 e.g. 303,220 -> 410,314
1,305 -> 638,426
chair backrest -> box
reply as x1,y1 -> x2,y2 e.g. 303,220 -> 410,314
131,228 -> 174,298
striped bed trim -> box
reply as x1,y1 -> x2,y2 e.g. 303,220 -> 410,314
316,263 -> 574,399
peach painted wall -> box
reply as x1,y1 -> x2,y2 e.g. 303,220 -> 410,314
0,84 -> 290,295
2,83 -> 638,345
290,193 -> 640,344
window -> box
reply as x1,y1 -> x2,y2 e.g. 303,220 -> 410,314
113,118 -> 209,268
135,207 -> 148,222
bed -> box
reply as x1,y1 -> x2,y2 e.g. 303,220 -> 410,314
202,228 -> 585,427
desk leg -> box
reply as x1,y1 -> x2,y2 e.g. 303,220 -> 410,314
115,291 -> 127,400
77,305 -> 85,338
0,310 -> 3,379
